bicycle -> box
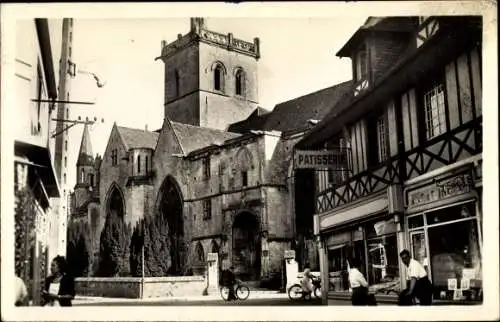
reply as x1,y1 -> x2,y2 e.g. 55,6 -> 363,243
220,281 -> 250,301
287,277 -> 322,301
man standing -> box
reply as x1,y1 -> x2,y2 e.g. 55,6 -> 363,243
399,249 -> 433,305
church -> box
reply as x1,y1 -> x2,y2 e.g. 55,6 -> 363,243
69,18 -> 351,283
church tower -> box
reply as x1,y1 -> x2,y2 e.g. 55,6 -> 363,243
157,18 -> 261,130
73,123 -> 96,210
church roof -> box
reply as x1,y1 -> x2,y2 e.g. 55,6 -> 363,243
77,123 -> 94,166
170,121 -> 241,154
116,126 -> 159,150
227,80 -> 352,134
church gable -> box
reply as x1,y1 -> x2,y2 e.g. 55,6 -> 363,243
102,124 -> 128,169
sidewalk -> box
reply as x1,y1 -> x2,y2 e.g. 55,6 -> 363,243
73,291 -> 287,305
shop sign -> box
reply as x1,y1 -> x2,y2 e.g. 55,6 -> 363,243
407,174 -> 473,209
294,149 -> 348,170
325,231 -> 351,246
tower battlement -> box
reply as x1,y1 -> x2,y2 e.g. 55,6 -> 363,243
158,18 -> 260,61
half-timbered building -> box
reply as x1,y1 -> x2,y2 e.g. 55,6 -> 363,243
296,16 -> 483,303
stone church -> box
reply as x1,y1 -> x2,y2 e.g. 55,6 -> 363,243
70,18 -> 351,282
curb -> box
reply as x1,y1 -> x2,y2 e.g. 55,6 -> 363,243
73,292 -> 286,305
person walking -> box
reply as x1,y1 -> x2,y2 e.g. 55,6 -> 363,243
399,249 -> 433,305
348,258 -> 370,306
42,256 -> 75,307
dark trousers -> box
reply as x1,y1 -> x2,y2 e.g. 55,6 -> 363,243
351,286 -> 368,306
399,277 -> 433,305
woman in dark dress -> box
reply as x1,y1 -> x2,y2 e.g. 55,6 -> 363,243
42,256 -> 75,307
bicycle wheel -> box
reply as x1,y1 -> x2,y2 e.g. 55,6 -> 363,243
288,284 -> 303,301
236,285 -> 250,300
220,286 -> 230,301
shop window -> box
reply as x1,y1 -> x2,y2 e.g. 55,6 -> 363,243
365,219 -> 400,289
423,82 -> 446,139
426,203 -> 474,225
427,210 -> 481,301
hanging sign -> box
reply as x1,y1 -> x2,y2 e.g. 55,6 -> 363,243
294,149 -> 348,170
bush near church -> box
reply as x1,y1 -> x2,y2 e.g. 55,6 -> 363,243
66,221 -> 92,277
129,214 -> 172,277
96,212 -> 131,277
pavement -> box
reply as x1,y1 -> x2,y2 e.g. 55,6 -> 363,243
73,292 -> 394,306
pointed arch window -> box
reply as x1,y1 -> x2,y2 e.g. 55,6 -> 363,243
80,169 -> 85,183
235,69 -> 245,96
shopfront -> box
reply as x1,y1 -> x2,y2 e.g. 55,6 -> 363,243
404,164 -> 482,302
315,187 -> 405,298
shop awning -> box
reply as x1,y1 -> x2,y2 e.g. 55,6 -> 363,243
319,195 -> 388,231
327,243 -> 347,251
15,140 -> 60,198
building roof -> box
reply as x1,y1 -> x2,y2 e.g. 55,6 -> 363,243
227,106 -> 270,133
77,123 -> 94,166
228,80 -> 352,134
116,126 -> 159,150
336,16 -> 418,57
170,121 -> 241,154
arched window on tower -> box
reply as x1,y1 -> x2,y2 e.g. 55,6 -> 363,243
80,169 -> 85,183
214,64 -> 224,91
174,69 -> 180,97
145,155 -> 149,174
137,155 -> 141,174
235,69 -> 245,96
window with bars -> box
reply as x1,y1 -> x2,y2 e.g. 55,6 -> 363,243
203,199 -> 212,220
423,83 -> 446,139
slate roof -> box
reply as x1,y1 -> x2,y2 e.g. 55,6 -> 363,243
228,80 -> 352,134
116,126 -> 159,150
170,121 -> 241,154
227,106 -> 270,133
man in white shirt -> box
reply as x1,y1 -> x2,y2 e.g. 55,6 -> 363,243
399,249 -> 433,305
348,258 -> 370,305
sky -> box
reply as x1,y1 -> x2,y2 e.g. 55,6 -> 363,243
64,17 -> 368,191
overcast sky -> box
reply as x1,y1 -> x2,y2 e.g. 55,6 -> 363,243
62,17 -> 367,190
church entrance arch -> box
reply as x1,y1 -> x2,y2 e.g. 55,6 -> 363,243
106,184 -> 125,219
232,211 -> 261,280
157,176 -> 184,275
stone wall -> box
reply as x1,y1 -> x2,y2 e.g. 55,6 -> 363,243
75,276 -> 206,299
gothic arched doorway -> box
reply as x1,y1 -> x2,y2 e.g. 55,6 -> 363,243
158,176 -> 184,275
232,212 -> 261,280
107,185 -> 125,219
